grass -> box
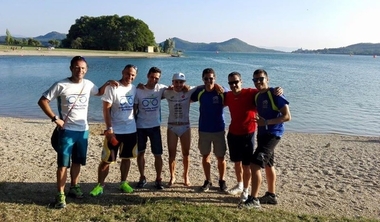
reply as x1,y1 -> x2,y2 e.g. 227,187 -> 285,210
0,198 -> 377,222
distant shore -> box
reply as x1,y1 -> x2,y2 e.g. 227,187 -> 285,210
0,47 -> 170,58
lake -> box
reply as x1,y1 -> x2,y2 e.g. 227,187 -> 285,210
0,51 -> 379,136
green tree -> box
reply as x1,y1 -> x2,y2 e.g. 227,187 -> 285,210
27,38 -> 42,46
5,29 -> 14,45
163,38 -> 175,54
62,15 -> 156,51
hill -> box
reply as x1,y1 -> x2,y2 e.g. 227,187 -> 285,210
0,31 -> 66,45
167,37 -> 282,53
292,43 -> 380,55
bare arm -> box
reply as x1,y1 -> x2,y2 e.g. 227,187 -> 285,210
256,104 -> 291,126
37,96 -> 64,128
96,80 -> 119,96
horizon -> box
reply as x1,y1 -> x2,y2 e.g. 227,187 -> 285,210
1,0 -> 379,51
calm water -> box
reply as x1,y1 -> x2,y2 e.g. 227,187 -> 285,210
0,52 -> 379,136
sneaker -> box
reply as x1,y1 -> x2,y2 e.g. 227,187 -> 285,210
136,176 -> 147,188
154,179 -> 164,190
120,181 -> 134,193
201,180 -> 212,191
227,184 -> 243,195
219,180 -> 228,192
259,192 -> 278,205
240,190 -> 249,202
54,192 -> 66,209
89,184 -> 104,197
68,184 -> 84,199
241,196 -> 261,209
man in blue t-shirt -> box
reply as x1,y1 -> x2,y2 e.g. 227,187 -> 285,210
242,69 -> 291,209
191,68 -> 229,192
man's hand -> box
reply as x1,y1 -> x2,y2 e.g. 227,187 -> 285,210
274,87 -> 283,96
137,83 -> 144,89
214,84 -> 224,94
182,85 -> 190,92
108,80 -> 119,88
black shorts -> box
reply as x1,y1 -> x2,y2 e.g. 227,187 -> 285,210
250,133 -> 281,168
227,132 -> 254,165
101,132 -> 138,163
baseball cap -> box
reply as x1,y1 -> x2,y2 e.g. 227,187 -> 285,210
172,72 -> 186,81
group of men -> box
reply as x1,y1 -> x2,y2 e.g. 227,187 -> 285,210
38,56 -> 291,209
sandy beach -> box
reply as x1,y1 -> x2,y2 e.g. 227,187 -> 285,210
0,117 -> 379,220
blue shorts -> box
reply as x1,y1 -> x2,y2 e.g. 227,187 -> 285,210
57,129 -> 89,168
137,126 -> 163,155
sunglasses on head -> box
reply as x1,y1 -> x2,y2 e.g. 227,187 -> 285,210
73,55 -> 86,62
252,77 -> 265,83
203,77 -> 214,81
228,80 -> 240,85
125,64 -> 138,71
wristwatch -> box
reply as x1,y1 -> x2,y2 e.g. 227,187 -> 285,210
51,116 -> 58,122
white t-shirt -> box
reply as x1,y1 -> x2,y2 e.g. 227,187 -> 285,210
134,84 -> 167,128
42,78 -> 98,131
102,83 -> 137,134
163,87 -> 197,123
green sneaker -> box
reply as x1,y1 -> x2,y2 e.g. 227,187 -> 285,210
90,184 -> 104,197
68,184 -> 84,199
120,181 -> 133,193
54,192 -> 66,209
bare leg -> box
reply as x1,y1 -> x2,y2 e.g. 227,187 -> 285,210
202,153 -> 211,181
217,156 -> 226,181
167,128 -> 178,185
70,163 -> 81,186
120,159 -> 131,182
154,155 -> 163,180
250,163 -> 262,198
97,161 -> 110,186
179,128 -> 191,186
57,167 -> 67,192
265,166 -> 276,194
137,152 -> 145,180
242,165 -> 251,189
234,161 -> 243,183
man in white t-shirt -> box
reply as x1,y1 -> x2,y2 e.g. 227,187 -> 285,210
38,56 -> 116,209
134,67 -> 167,189
89,64 -> 138,197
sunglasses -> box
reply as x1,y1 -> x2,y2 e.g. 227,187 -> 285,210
252,77 -> 265,83
228,80 -> 240,85
124,64 -> 138,71
72,55 -> 86,62
203,77 -> 214,81
173,80 -> 185,84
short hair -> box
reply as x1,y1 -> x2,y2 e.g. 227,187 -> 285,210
124,64 -> 138,73
202,68 -> 215,78
253,69 -> 268,77
148,67 -> 162,76
70,56 -> 87,67
228,71 -> 241,79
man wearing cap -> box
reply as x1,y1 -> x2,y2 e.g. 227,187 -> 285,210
163,73 -> 198,186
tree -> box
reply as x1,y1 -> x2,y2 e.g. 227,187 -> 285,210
62,15 -> 156,51
163,38 -> 175,54
5,29 -> 14,45
48,39 -> 61,47
27,38 -> 42,46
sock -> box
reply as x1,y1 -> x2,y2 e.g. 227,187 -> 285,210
238,182 -> 243,189
243,188 -> 248,192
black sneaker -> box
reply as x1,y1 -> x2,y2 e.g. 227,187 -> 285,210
240,195 -> 261,209
219,180 -> 228,192
154,178 -> 164,190
137,176 -> 147,188
201,180 -> 212,191
259,192 -> 278,205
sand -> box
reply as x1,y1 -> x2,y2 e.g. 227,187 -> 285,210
0,117 -> 379,220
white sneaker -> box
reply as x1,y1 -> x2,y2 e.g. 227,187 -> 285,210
227,184 -> 243,195
240,190 -> 249,202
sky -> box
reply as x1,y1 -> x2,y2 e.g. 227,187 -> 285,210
1,0 -> 379,51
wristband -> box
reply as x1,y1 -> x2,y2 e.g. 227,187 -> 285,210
264,120 -> 268,130
51,116 -> 58,122
107,127 -> 113,130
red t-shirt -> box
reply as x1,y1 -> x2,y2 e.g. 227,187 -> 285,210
225,88 -> 258,135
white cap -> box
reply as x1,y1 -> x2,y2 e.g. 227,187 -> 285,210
172,72 -> 186,81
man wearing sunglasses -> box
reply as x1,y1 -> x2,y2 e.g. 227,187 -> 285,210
242,69 -> 291,209
225,72 -> 282,205
190,68 -> 229,192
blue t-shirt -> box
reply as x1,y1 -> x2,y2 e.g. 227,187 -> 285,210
191,87 -> 226,132
256,88 -> 289,137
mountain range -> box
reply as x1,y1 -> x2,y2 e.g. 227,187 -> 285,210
1,32 -> 379,55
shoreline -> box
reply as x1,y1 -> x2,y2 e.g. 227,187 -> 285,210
0,49 -> 171,58
0,116 -> 379,219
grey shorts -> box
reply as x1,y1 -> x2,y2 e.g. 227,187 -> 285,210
198,131 -> 226,157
